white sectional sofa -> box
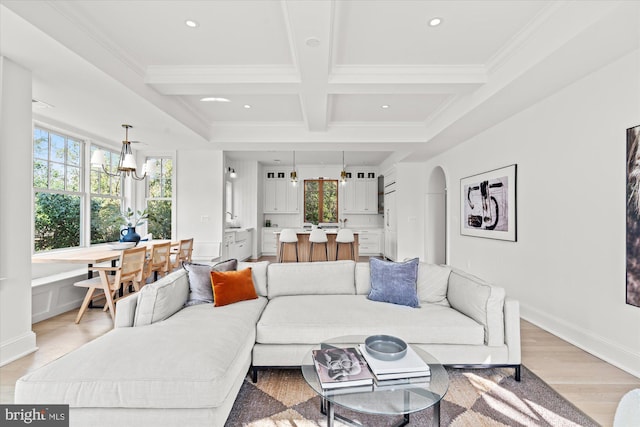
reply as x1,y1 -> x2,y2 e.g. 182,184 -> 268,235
253,260 -> 520,381
15,259 -> 520,427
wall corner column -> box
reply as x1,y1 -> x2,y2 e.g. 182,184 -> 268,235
0,56 -> 37,366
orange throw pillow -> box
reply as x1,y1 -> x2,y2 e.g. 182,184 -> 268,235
210,268 -> 258,307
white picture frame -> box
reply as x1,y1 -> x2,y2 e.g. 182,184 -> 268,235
460,164 -> 517,241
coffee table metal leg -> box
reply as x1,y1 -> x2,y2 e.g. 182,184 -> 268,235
434,401 -> 440,426
327,400 -> 334,427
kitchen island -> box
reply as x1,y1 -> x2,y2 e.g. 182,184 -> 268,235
274,230 -> 359,262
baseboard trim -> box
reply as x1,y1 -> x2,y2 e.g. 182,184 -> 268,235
0,331 -> 37,367
521,303 -> 640,379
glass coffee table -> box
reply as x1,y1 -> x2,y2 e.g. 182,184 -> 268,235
301,335 -> 449,427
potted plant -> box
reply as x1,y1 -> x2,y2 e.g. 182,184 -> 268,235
119,207 -> 148,244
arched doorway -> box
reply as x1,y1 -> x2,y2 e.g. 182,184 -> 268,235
425,167 -> 447,264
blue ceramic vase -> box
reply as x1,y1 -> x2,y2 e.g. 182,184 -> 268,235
120,226 -> 141,245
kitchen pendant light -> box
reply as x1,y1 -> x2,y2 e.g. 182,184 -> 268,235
290,151 -> 298,186
340,151 -> 347,186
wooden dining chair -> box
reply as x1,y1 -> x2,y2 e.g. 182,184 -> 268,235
73,246 -> 147,324
143,241 -> 171,282
170,238 -> 194,270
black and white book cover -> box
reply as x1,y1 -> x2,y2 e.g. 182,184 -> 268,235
312,347 -> 374,389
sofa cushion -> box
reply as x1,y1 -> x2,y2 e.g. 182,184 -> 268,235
257,295 -> 484,345
368,258 -> 420,308
211,268 -> 258,307
16,297 -> 268,409
238,261 -> 269,297
355,262 -> 371,295
134,269 -> 190,326
267,261 -> 356,298
183,259 -> 237,306
447,269 -> 505,346
417,263 -> 451,306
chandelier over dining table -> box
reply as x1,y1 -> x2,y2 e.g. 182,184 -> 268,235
90,124 -> 154,181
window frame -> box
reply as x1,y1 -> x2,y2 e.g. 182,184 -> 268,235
32,126 -> 85,252
89,144 -> 124,245
144,156 -> 174,240
303,179 -> 339,224
32,123 -> 128,253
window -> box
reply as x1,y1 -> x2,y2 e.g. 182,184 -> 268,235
89,145 -> 123,244
146,157 -> 173,239
33,128 -> 83,251
304,179 -> 338,224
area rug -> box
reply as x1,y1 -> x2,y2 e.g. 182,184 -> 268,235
225,366 -> 599,426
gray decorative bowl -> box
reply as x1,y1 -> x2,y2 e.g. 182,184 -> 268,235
364,335 -> 407,361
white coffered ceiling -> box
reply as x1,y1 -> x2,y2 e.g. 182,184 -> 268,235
1,1 -> 637,165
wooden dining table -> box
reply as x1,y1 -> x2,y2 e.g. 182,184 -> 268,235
32,240 -> 178,279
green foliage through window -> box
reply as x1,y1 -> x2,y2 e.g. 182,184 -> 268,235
146,158 -> 173,239
90,197 -> 122,244
147,200 -> 172,239
304,180 -> 338,224
34,192 -> 81,251
33,127 -> 81,192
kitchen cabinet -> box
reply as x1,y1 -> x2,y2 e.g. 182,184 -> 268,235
263,170 -> 299,213
224,229 -> 253,261
356,229 -> 383,255
261,228 -> 280,255
384,182 -> 397,261
341,170 -> 378,214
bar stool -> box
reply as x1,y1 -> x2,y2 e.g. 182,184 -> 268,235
335,228 -> 355,261
279,229 -> 298,262
309,229 -> 328,261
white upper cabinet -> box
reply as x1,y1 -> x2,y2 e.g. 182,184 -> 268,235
263,169 -> 299,213
341,169 -> 378,214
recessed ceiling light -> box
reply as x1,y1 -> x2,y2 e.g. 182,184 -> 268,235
429,17 -> 442,27
243,104 -> 251,109
305,37 -> 321,48
185,19 -> 199,28
200,97 -> 230,102
381,105 -> 390,109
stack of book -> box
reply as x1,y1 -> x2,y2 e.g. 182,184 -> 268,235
311,347 -> 374,393
358,343 -> 430,386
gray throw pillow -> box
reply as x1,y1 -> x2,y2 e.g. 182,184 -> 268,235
183,259 -> 238,306
368,257 -> 420,308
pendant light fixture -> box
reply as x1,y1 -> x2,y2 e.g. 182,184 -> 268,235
340,151 -> 347,186
290,151 -> 298,186
90,124 -> 153,181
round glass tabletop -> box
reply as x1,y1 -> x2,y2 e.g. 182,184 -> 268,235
301,335 -> 449,418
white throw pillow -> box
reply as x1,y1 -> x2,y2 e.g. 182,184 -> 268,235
416,263 -> 451,306
134,269 -> 190,326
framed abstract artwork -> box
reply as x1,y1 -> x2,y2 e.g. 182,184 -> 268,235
460,164 -> 517,241
626,125 -> 640,307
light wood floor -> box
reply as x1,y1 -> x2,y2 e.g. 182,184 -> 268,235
1,309 -> 638,426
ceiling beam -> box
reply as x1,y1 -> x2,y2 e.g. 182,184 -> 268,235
145,65 -> 300,95
282,0 -> 334,132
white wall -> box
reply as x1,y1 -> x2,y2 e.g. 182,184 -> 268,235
226,158 -> 260,258
176,150 -> 224,261
396,163 -> 427,261
418,50 -> 640,376
0,57 -> 37,366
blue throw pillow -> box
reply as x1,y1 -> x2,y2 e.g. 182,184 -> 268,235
368,258 -> 420,308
